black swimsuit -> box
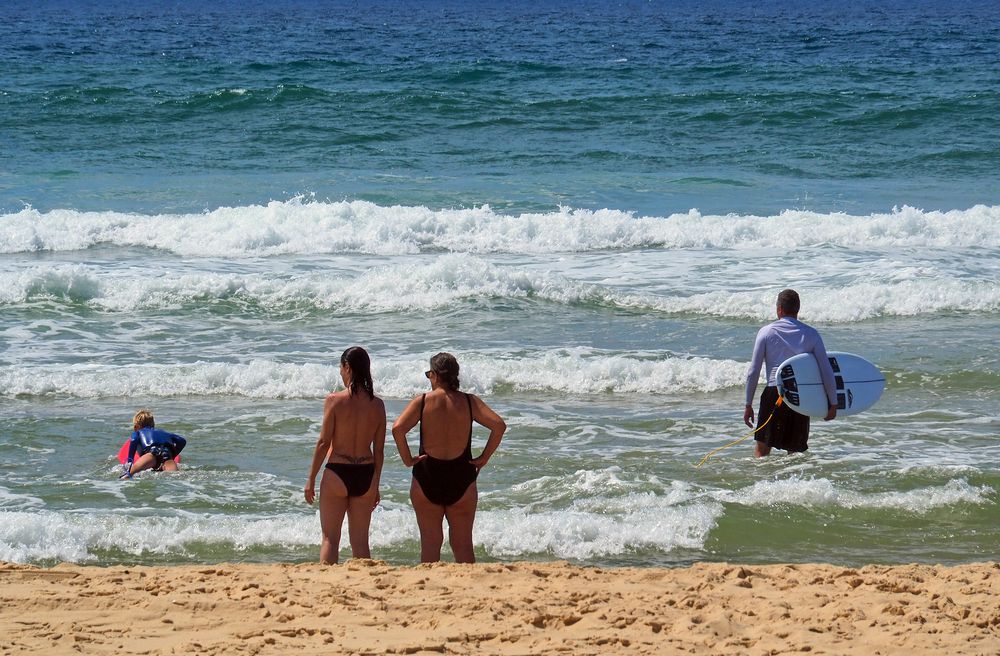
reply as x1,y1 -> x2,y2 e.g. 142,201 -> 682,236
411,393 -> 479,507
325,462 -> 376,497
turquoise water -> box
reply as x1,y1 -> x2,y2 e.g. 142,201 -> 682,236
1,0 -> 998,567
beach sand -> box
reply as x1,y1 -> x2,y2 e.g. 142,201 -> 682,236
1,560 -> 997,655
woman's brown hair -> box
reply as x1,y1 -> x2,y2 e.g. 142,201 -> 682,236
429,352 -> 460,391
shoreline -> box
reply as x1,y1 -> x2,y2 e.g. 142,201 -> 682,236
1,560 -> 996,655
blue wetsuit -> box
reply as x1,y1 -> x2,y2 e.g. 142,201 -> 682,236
126,427 -> 186,470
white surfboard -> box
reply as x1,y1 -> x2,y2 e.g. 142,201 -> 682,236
776,351 -> 885,418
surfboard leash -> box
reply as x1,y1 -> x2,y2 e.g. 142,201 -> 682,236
694,397 -> 783,468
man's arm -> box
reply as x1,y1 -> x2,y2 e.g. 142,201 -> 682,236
812,333 -> 838,421
743,328 -> 766,427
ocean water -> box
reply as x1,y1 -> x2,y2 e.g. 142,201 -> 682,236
1,0 -> 998,568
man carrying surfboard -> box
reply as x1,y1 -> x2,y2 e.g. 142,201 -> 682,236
743,289 -> 837,457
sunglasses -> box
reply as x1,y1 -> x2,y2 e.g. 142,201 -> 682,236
424,370 -> 432,379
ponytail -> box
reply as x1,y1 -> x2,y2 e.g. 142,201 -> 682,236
429,352 -> 460,391
341,346 -> 374,398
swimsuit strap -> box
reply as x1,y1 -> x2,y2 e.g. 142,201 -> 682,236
418,393 -> 426,455
464,393 -> 474,459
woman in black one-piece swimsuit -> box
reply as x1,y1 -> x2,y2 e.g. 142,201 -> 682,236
392,353 -> 507,563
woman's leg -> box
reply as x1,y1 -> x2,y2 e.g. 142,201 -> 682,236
318,469 -> 349,564
444,483 -> 478,564
346,490 -> 375,559
410,478 -> 445,563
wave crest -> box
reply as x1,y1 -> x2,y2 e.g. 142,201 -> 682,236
3,256 -> 997,321
0,351 -> 747,399
4,201 -> 1000,256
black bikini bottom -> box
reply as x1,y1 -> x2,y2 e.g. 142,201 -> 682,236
325,462 -> 376,497
412,456 -> 478,507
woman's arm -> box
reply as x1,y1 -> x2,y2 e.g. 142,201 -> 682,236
469,395 -> 506,470
370,399 -> 387,507
391,397 -> 425,467
304,395 -> 336,504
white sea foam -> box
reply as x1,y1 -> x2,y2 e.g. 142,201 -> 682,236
0,474 -> 991,564
475,499 -> 721,559
4,201 -> 1000,256
509,468 -> 693,506
0,509 -> 319,563
0,350 -> 748,399
0,504 -> 739,566
0,494 -> 721,564
473,470 -> 722,558
719,476 -> 992,512
3,256 -> 997,321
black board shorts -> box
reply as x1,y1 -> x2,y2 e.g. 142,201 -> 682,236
756,386 -> 811,452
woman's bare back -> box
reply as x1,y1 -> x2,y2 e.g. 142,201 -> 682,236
419,389 -> 474,460
327,390 -> 386,463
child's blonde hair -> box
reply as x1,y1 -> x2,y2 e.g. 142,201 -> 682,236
132,409 -> 155,429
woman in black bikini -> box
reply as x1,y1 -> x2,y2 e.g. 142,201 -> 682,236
392,352 -> 506,563
304,346 -> 386,564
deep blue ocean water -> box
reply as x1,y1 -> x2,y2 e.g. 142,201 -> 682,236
4,0 -> 1000,215
1,0 -> 998,567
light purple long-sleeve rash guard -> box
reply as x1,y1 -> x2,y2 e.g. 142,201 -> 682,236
744,317 -> 838,407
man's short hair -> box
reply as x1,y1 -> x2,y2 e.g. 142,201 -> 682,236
777,289 -> 800,316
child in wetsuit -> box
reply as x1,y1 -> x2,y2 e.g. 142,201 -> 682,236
121,409 -> 187,479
